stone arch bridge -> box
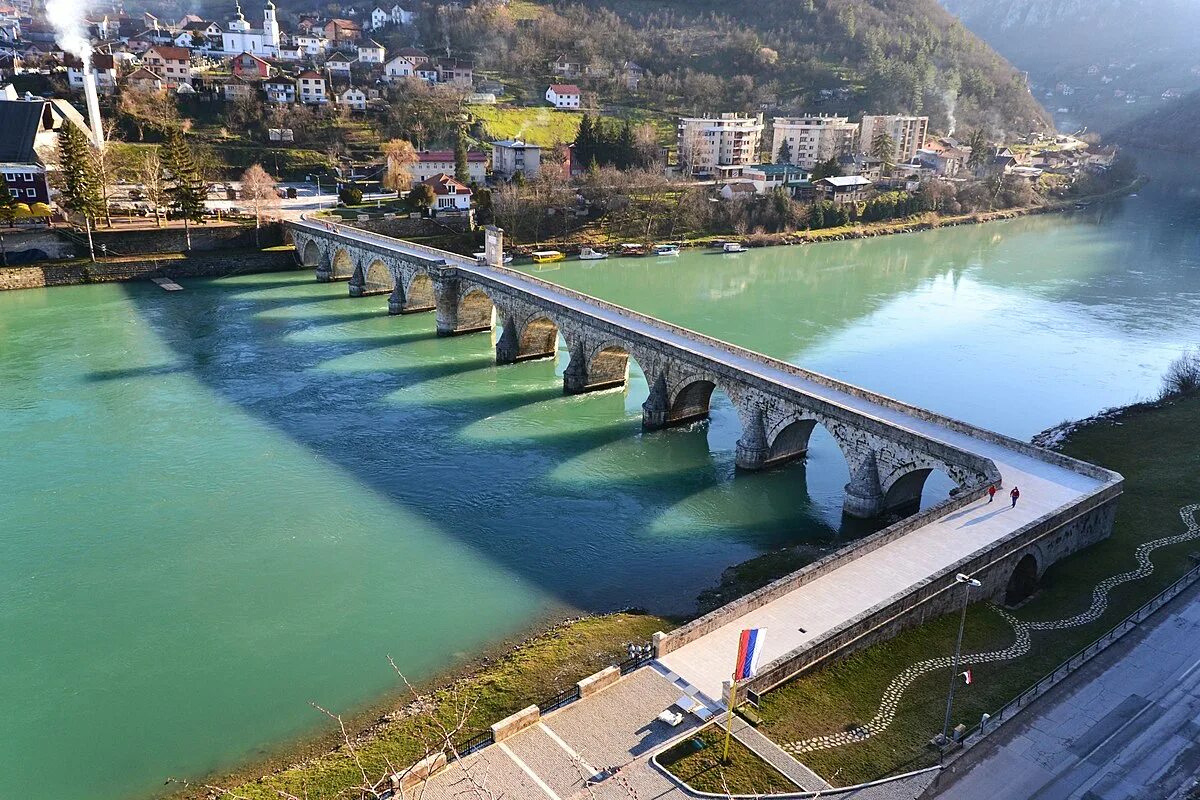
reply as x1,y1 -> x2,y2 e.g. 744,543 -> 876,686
290,218 -> 1122,710
292,220 -> 1012,518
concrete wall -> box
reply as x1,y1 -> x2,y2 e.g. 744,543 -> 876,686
0,228 -> 76,263
0,248 -> 299,291
577,666 -> 620,698
349,215 -> 473,239
490,705 -> 539,742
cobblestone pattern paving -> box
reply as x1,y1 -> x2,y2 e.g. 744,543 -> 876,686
783,504 -> 1200,755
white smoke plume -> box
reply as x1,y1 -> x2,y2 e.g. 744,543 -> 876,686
46,0 -> 94,68
943,89 -> 958,135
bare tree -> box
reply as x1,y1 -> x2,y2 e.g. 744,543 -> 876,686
121,147 -> 170,228
239,163 -> 281,246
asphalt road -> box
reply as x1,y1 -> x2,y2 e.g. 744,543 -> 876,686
933,580 -> 1200,800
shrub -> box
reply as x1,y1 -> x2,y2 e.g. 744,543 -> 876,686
1161,348 -> 1200,399
338,185 -> 363,206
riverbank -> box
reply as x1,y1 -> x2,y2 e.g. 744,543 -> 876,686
0,247 -> 299,291
179,611 -> 670,799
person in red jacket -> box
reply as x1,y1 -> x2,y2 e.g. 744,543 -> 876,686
987,484 -> 998,503
1010,486 -> 1020,508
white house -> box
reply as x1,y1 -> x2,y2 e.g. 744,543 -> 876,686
423,173 -> 472,211
370,7 -> 388,29
291,33 -> 329,57
357,39 -> 384,64
413,149 -> 487,185
490,139 -> 541,180
384,48 -> 426,80
338,86 -> 367,110
325,51 -> 354,73
66,53 -> 118,94
545,83 -> 581,109
390,4 -> 414,25
297,69 -> 327,103
263,75 -> 295,103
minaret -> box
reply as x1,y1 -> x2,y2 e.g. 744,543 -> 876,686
263,0 -> 280,55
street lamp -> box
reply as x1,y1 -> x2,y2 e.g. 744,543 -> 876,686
940,573 -> 982,746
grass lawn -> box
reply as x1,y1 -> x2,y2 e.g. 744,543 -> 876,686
757,392 -> 1200,786
203,612 -> 669,799
468,105 -> 582,146
658,724 -> 797,795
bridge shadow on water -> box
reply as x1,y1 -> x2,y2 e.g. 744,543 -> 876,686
113,271 -> 882,616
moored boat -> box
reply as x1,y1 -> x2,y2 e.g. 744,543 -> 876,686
723,242 -> 748,253
618,243 -> 646,256
579,247 -> 609,260
531,250 -> 566,263
653,243 -> 681,256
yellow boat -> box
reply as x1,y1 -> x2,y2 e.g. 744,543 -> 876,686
531,250 -> 565,263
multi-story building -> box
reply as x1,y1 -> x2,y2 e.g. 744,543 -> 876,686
296,69 -> 327,104
143,45 -> 192,88
770,115 -> 859,169
412,149 -> 487,186
859,115 -> 929,165
490,139 -> 541,181
676,112 -> 764,177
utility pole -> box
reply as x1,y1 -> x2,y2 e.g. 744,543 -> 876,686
941,573 -> 982,747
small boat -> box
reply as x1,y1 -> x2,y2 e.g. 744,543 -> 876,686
723,242 -> 748,253
619,243 -> 646,256
531,250 -> 565,264
653,243 -> 681,256
578,247 -> 608,260
474,252 -> 514,264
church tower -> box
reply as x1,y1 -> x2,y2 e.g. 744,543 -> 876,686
263,0 -> 280,54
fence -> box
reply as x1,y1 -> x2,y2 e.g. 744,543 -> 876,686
954,560 -> 1200,751
446,647 -> 655,761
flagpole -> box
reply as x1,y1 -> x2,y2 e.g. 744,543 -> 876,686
941,574 -> 981,745
722,677 -> 737,763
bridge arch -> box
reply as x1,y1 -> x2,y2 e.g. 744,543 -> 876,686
299,239 -> 322,268
669,375 -> 727,427
880,464 -> 961,517
331,248 -> 355,280
358,258 -> 393,296
1005,552 -> 1040,605
392,270 -> 437,315
512,313 -> 562,363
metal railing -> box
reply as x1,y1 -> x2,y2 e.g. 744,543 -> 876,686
955,560 -> 1200,749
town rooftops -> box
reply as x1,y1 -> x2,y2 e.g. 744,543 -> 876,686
181,20 -> 213,31
326,51 -> 354,61
547,83 -> 581,94
394,47 -> 427,58
125,66 -> 161,82
148,45 -> 191,60
815,175 -> 872,188
491,139 -> 538,149
422,173 -> 471,195
0,99 -> 45,162
297,69 -> 323,79
418,149 -> 486,162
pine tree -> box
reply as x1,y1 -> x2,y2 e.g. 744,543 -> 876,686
776,138 -> 792,164
574,114 -> 595,168
870,131 -> 896,176
454,128 -> 470,184
617,120 -> 636,170
161,131 -> 207,250
57,123 -> 105,223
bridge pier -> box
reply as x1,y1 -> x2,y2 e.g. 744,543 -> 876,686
563,345 -> 629,395
388,287 -> 436,315
843,451 -> 886,518
315,262 -> 332,282
436,278 -> 494,336
735,405 -> 770,470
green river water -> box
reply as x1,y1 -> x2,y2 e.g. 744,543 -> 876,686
1,153 -> 1198,799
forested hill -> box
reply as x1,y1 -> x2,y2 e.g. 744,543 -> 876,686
1112,89 -> 1200,155
416,0 -> 1051,135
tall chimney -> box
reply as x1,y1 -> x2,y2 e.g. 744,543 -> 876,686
82,68 -> 105,150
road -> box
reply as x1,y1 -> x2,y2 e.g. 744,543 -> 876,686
933,582 -> 1200,800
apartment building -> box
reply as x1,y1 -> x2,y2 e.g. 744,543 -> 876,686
676,112 -> 764,177
770,115 -> 859,169
859,115 -> 929,164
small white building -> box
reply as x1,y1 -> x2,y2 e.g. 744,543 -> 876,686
292,33 -> 329,57
423,173 -> 472,211
390,4 -> 414,25
263,75 -> 295,103
338,86 -> 367,110
357,39 -> 384,64
297,69 -> 327,104
325,51 -> 354,73
66,53 -> 117,94
490,139 -> 541,180
545,83 -> 581,109
370,7 -> 389,30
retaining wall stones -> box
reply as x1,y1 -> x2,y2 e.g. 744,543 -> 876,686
0,248 -> 299,291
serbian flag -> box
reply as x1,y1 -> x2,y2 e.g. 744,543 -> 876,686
961,669 -> 973,685
734,628 -> 767,681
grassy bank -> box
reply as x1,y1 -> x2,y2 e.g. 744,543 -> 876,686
191,612 -> 668,799
755,390 -> 1200,786
658,725 -> 796,795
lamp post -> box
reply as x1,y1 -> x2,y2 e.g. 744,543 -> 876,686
941,573 -> 982,746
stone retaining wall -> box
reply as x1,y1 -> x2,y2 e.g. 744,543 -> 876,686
490,705 -> 539,742
88,222 -> 286,254
0,249 -> 299,291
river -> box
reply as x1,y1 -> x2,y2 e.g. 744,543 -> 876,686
1,153 -> 1197,799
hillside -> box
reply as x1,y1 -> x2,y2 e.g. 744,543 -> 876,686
940,0 -> 1200,131
418,0 -> 1051,136
1112,89 -> 1200,155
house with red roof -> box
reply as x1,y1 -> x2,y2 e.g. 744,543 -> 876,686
412,149 -> 486,186
545,83 -> 581,109
422,173 -> 472,211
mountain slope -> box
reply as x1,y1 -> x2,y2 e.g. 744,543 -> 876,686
427,0 -> 1052,135
1112,89 -> 1200,154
